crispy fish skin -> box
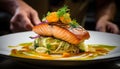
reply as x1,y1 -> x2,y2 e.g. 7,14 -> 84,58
33,23 -> 90,44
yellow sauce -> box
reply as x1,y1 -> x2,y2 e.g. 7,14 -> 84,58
9,43 -> 116,60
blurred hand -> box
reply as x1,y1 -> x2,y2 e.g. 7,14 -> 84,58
10,1 -> 40,32
96,19 -> 119,34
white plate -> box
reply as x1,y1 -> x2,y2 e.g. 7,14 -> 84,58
0,31 -> 120,66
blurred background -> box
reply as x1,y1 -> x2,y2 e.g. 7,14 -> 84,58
0,0 -> 120,36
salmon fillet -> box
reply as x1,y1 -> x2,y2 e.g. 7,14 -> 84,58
32,23 -> 90,44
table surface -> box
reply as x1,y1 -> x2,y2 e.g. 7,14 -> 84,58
0,58 -> 120,69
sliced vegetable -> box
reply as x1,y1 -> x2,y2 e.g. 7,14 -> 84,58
46,12 -> 59,22
29,35 -> 40,39
78,42 -> 88,52
60,13 -> 72,24
35,47 -> 48,53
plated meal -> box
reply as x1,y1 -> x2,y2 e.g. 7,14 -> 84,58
8,6 -> 117,60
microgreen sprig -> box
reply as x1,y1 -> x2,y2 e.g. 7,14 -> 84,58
57,5 -> 69,17
69,19 -> 79,28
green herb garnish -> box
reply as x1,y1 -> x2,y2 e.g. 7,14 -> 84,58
47,44 -> 51,50
47,11 -> 51,16
42,15 -> 46,21
34,38 -> 39,49
46,44 -> 51,54
69,19 -> 79,28
57,5 -> 69,17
